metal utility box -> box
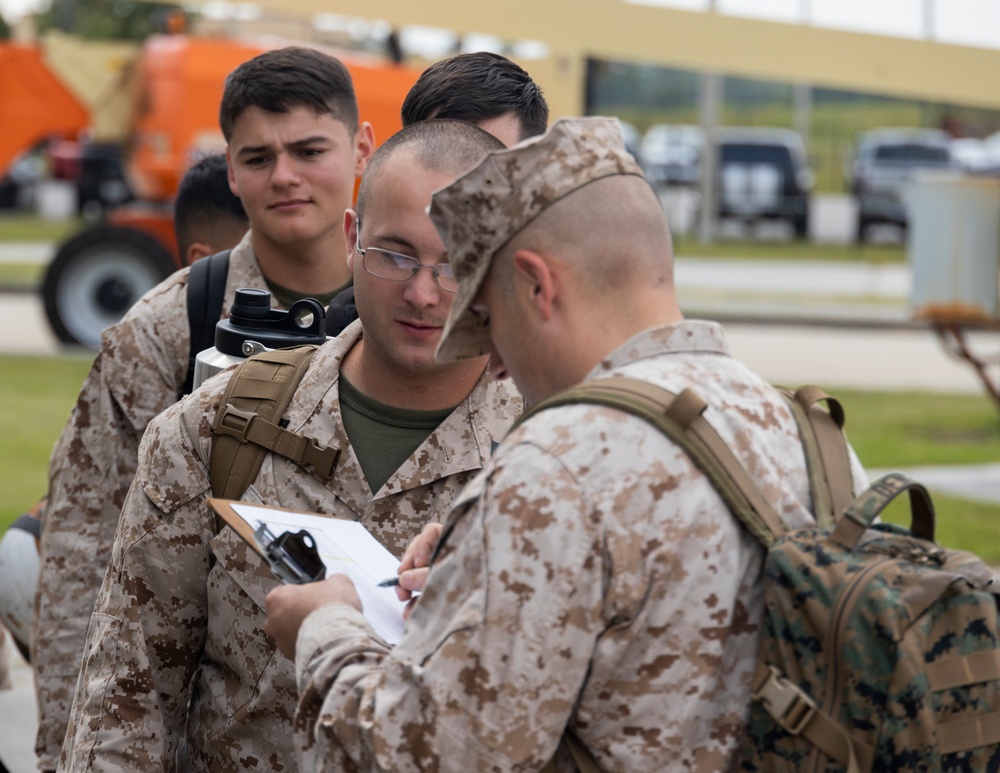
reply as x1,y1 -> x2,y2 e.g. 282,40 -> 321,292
906,173 -> 1000,323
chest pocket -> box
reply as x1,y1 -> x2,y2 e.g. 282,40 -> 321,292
201,524 -> 285,714
209,524 -> 276,611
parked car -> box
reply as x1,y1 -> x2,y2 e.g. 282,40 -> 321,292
848,128 -> 956,242
951,133 -> 1000,176
715,127 -> 812,238
640,123 -> 705,187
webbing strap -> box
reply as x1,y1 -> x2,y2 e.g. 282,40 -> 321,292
778,386 -> 853,528
832,472 -> 936,549
937,711 -> 1000,755
214,405 -> 339,479
182,249 -> 231,398
516,378 -> 786,548
11,513 -> 41,538
209,345 -> 332,499
928,650 -> 1000,692
751,662 -> 872,773
792,386 -> 854,518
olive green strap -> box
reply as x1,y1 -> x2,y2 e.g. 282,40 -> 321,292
210,345 -> 337,499
786,385 -> 854,524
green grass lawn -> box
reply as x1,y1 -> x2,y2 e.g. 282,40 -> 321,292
831,388 -> 1000,560
1,354 -> 996,560
674,239 -> 905,264
834,389 -> 1000,467
0,213 -> 84,242
0,262 -> 45,289
0,354 -> 93,528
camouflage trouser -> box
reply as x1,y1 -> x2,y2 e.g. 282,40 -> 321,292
0,625 -> 11,691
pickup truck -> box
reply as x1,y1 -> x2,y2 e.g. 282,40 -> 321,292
849,128 -> 957,243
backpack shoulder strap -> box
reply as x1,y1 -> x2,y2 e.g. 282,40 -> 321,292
780,386 -> 854,526
209,345 -> 339,499
515,377 -> 787,548
325,285 -> 358,337
182,249 -> 232,398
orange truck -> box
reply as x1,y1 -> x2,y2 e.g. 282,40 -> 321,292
0,34 -> 421,348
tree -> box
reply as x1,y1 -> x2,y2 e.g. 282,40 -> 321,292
37,0 -> 182,41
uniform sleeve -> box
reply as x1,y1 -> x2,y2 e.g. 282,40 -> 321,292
58,407 -> 214,771
292,441 -> 606,773
34,281 -> 192,770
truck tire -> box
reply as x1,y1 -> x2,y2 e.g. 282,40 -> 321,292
41,224 -> 176,349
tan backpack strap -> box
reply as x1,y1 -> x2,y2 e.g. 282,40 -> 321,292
751,662 -> 872,773
786,386 -> 854,522
516,378 -> 786,548
210,345 -> 337,499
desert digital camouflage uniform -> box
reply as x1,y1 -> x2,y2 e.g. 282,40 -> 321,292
291,320 -> 868,773
60,320 -> 521,772
0,626 -> 10,691
34,231 -> 272,770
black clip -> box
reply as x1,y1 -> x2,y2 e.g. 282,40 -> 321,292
253,524 -> 326,584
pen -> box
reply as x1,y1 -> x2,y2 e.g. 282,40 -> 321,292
377,576 -> 401,588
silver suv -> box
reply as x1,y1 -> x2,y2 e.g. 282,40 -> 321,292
849,128 -> 956,242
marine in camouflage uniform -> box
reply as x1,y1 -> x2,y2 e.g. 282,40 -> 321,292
33,232 -> 270,769
271,118 -> 868,771
62,120 -> 521,771
39,45 -> 375,770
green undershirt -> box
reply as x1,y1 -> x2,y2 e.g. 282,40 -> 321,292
338,374 -> 457,495
264,276 -> 351,310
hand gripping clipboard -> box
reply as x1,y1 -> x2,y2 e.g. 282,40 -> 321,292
208,498 -> 326,584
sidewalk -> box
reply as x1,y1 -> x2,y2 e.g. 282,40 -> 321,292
0,636 -> 35,773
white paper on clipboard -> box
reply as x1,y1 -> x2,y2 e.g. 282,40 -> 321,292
221,501 -> 406,645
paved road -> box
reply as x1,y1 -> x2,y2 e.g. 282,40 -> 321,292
1,245 -> 990,395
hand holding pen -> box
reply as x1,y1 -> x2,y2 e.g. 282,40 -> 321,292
379,522 -> 443,620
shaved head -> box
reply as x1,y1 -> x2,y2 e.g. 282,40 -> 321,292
498,175 -> 674,298
356,119 -> 504,220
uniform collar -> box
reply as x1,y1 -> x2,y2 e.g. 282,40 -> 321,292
586,320 -> 731,379
283,324 -> 516,500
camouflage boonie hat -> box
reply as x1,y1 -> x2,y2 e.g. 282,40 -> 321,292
431,116 -> 644,363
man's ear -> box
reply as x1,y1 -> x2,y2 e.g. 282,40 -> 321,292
224,147 -> 239,196
354,122 -> 376,177
511,250 -> 556,321
344,210 -> 359,271
185,242 -> 215,266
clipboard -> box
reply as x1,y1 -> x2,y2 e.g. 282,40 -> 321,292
206,498 -> 408,644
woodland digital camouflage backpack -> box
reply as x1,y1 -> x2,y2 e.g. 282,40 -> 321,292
524,377 -> 1000,773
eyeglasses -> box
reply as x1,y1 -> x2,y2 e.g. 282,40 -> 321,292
355,225 -> 457,293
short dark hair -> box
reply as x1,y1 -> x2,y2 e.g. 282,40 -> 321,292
356,119 -> 505,220
401,52 -> 548,141
173,154 -> 247,256
219,46 -> 358,141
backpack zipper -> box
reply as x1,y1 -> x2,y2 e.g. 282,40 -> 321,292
807,553 -> 893,772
